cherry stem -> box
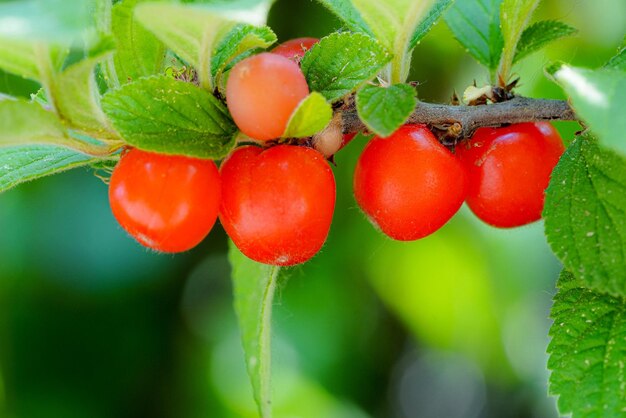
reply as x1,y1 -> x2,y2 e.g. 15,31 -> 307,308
341,96 -> 578,144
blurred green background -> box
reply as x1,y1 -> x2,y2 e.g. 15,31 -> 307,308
0,0 -> 624,417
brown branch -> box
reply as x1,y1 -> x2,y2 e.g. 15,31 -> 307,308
341,96 -> 577,144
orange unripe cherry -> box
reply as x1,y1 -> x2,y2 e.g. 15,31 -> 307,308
226,53 -> 309,141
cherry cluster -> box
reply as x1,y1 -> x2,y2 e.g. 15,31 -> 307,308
355,121 -> 565,240
108,38 -> 565,266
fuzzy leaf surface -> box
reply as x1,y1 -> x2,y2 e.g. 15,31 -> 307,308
445,0 -> 504,69
300,32 -> 390,103
548,270 -> 626,417
228,241 -> 281,418
102,76 -> 237,159
544,137 -> 626,297
283,92 -> 333,138
0,145 -> 96,193
513,20 -> 578,63
548,64 -> 626,156
356,84 -> 416,137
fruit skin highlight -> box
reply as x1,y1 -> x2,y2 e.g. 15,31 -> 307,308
455,122 -> 565,228
108,148 -> 221,253
226,52 -> 310,141
272,37 -> 319,60
354,124 -> 467,241
219,145 -> 336,266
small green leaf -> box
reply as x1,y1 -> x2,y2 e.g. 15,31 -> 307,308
282,92 -> 333,139
53,39 -> 117,136
548,270 -> 626,418
499,0 -> 540,78
544,137 -> 626,297
315,0 -> 373,35
605,45 -> 626,71
548,64 -> 626,156
445,0 -> 504,70
513,20 -> 578,63
300,32 -> 390,103
0,145 -> 97,193
409,0 -> 455,50
102,76 -> 237,159
135,2 -> 237,90
111,0 -> 167,85
356,84 -> 416,137
211,23 -> 277,81
228,240 -> 281,418
0,0 -> 93,42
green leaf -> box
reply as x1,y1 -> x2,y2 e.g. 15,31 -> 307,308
0,100 -> 108,156
53,39 -> 117,136
0,145 -> 97,193
498,0 -> 540,80
0,38 -> 67,82
513,20 -> 578,63
0,100 -> 66,147
228,240 -> 281,418
135,2 -> 236,90
300,32 -> 390,103
348,0 -> 430,51
211,23 -> 276,81
102,76 -> 237,159
605,45 -> 626,71
356,83 -> 416,137
314,0 -> 374,36
0,0 -> 93,42
409,0 -> 455,50
353,0 -> 437,82
544,137 -> 626,297
282,92 -> 333,139
445,0 -> 504,70
548,64 -> 626,156
111,0 -> 167,85
548,270 -> 626,417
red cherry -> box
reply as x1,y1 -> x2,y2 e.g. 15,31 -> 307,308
219,145 -> 335,266
354,124 -> 467,241
108,149 -> 221,253
455,122 -> 565,228
272,37 -> 319,60
226,53 -> 309,141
